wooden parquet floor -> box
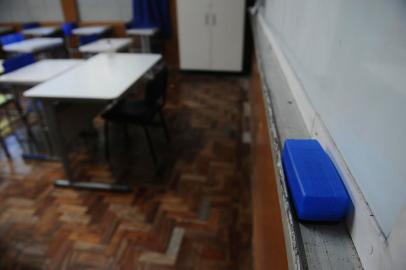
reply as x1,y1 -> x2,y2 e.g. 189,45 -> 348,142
0,72 -> 253,270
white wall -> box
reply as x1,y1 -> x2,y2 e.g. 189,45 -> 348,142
77,0 -> 132,21
0,0 -> 64,22
257,0 -> 406,268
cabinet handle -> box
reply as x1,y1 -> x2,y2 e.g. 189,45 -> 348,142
212,14 -> 217,26
205,14 -> 210,25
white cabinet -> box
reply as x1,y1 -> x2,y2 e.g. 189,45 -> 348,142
177,0 -> 246,72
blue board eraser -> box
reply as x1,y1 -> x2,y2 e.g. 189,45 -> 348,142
282,139 -> 350,222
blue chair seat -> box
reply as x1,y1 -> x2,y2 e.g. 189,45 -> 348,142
61,22 -> 77,37
79,34 -> 101,46
2,53 -> 35,74
0,33 -> 24,46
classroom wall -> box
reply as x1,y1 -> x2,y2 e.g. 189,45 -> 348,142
0,0 -> 64,22
77,0 -> 132,21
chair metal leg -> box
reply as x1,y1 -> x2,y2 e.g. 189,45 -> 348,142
3,104 -> 23,148
104,121 -> 110,161
32,100 -> 54,156
143,125 -> 158,165
159,110 -> 170,142
13,98 -> 37,146
0,138 -> 11,159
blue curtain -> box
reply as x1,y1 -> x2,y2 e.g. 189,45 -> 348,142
130,0 -> 171,38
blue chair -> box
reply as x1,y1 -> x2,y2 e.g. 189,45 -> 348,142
3,53 -> 36,74
79,34 -> 100,46
0,33 -> 25,46
1,54 -> 37,158
22,22 -> 40,30
61,22 -> 77,37
0,92 -> 19,159
125,21 -> 133,29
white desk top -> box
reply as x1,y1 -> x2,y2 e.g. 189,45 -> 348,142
0,59 -> 84,85
79,38 -> 132,53
126,27 -> 159,36
24,53 -> 162,100
0,27 -> 13,34
72,26 -> 111,36
3,38 -> 64,53
22,26 -> 59,37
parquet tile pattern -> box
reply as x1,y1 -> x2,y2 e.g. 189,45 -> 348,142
0,73 -> 252,269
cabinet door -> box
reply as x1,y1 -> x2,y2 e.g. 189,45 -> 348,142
211,0 -> 246,72
177,0 -> 211,70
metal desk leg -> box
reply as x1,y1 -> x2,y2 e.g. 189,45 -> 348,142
42,100 -> 74,178
141,36 -> 151,53
11,90 -> 38,155
11,88 -> 58,161
42,100 -> 131,192
32,101 -> 54,157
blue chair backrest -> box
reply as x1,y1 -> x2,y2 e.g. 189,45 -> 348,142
125,21 -> 133,29
79,34 -> 100,46
22,22 -> 40,30
3,53 -> 36,74
61,22 -> 77,37
0,33 -> 25,46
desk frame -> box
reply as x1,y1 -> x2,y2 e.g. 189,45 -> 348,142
41,98 -> 131,192
127,28 -> 159,53
36,68 -> 159,192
